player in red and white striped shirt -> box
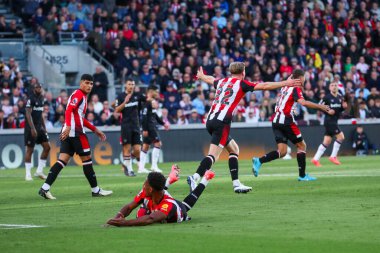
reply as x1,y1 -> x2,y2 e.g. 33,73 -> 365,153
252,69 -> 332,181
39,74 -> 112,199
187,62 -> 303,193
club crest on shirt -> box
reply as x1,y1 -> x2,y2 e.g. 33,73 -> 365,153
161,204 -> 169,212
70,98 -> 78,106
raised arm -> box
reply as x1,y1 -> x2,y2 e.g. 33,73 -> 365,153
196,66 -> 215,85
298,98 -> 331,113
254,76 -> 302,91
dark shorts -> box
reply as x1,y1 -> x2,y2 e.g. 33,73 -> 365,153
60,134 -> 91,156
143,128 -> 160,145
324,124 -> 342,137
272,123 -> 303,144
121,126 -> 142,145
206,119 -> 232,148
24,128 -> 49,147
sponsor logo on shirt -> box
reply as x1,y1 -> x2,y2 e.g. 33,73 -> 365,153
161,204 -> 169,212
70,98 -> 78,106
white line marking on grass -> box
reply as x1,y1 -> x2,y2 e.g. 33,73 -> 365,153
0,224 -> 46,229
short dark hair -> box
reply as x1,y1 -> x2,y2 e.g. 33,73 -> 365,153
147,172 -> 166,191
147,84 -> 159,91
80,74 -> 94,82
125,78 -> 135,84
292,69 -> 305,79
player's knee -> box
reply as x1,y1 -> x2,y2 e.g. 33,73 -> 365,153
297,141 -> 306,151
279,149 -> 287,157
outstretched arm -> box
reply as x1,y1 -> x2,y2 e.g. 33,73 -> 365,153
298,98 -> 331,113
254,76 -> 302,91
107,210 -> 167,227
196,66 -> 215,85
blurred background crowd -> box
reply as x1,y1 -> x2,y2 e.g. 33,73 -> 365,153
1,0 -> 380,130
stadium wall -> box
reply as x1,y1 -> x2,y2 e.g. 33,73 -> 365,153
0,121 -> 379,169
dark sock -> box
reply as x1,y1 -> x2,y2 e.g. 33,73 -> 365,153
195,155 -> 215,177
83,159 -> 98,188
259,150 -> 280,163
45,159 -> 66,186
228,153 -> 239,181
297,152 -> 306,177
182,183 -> 206,211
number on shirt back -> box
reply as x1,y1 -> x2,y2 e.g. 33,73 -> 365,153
214,86 -> 234,105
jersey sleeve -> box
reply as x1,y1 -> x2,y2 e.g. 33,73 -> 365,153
141,103 -> 151,131
241,80 -> 257,92
293,87 -> 304,102
139,93 -> 147,103
25,97 -> 34,108
157,200 -> 173,217
133,189 -> 146,204
115,93 -> 123,107
155,113 -> 164,125
65,92 -> 83,127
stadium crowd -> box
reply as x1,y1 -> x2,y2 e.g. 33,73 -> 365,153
1,0 -> 380,129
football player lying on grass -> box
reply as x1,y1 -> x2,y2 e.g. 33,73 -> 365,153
106,165 -> 215,226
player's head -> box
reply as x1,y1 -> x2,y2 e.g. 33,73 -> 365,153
229,62 -> 245,79
147,84 -> 159,98
291,69 -> 305,86
125,78 -> 135,94
329,82 -> 338,94
144,172 -> 166,196
34,82 -> 43,95
80,74 -> 94,94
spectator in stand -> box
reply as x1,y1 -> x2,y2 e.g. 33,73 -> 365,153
53,114 -> 65,128
188,109 -> 201,124
92,65 -> 109,102
358,101 -> 370,119
353,125 -> 378,155
179,93 -> 193,118
192,91 -> 205,116
0,109 -> 5,129
91,94 -> 103,115
164,94 -> 180,120
176,109 -> 188,125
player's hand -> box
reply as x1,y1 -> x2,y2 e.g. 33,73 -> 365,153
106,217 -> 126,227
124,94 -> 132,104
342,101 -> 348,109
320,104 -> 331,114
164,122 -> 170,130
95,128 -> 106,141
60,126 -> 71,141
286,75 -> 302,87
327,109 -> 335,115
196,66 -> 205,80
143,131 -> 148,137
115,212 -> 124,219
31,128 -> 37,139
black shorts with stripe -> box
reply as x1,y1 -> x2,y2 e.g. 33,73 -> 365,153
272,123 -> 303,144
206,118 -> 232,148
24,128 -> 49,147
60,134 -> 91,156
324,124 -> 341,137
121,125 -> 142,145
143,127 -> 161,145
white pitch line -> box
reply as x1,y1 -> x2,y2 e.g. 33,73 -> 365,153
0,224 -> 46,229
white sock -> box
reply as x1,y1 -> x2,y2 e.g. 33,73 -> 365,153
42,183 -> 50,191
313,144 -> 327,161
200,177 -> 209,186
165,178 -> 171,188
151,147 -> 160,169
331,141 -> 342,158
139,151 -> 147,171
25,163 -> 32,176
192,173 -> 201,182
123,156 -> 133,172
232,179 -> 241,187
91,186 -> 100,193
36,159 -> 47,173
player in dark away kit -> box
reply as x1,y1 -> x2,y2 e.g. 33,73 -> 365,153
115,78 -> 146,176
138,85 -> 169,173
312,82 -> 347,166
24,83 -> 50,181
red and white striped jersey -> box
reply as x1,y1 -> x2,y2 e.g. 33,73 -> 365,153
272,86 -> 304,125
208,78 -> 257,123
64,89 -> 96,137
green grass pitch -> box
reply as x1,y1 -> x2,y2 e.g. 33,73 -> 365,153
0,156 -> 379,253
